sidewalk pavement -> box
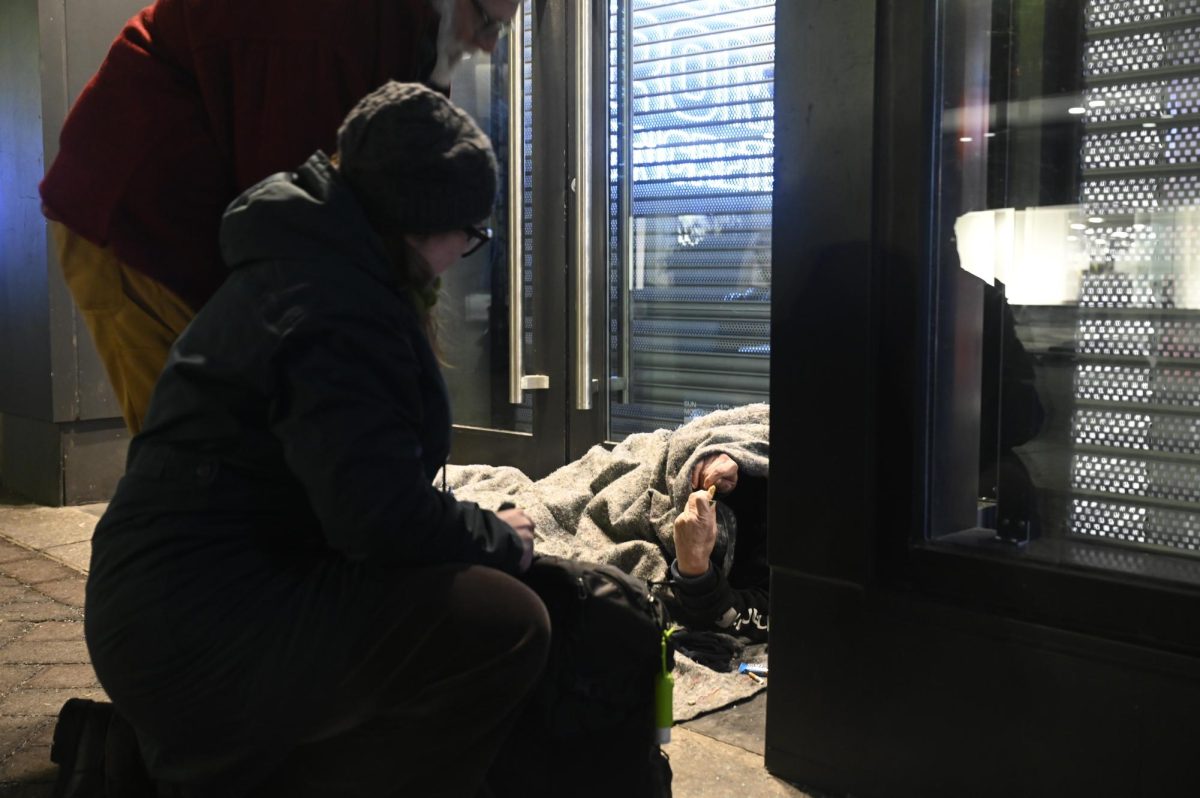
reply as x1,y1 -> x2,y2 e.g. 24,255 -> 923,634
0,495 -> 808,798
0,498 -> 107,796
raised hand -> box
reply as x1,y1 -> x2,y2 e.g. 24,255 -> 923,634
690,453 -> 739,494
673,490 -> 718,577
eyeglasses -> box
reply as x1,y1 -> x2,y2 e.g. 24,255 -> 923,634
467,0 -> 510,40
463,225 -> 493,257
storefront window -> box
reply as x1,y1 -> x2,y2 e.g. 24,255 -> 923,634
931,0 -> 1200,585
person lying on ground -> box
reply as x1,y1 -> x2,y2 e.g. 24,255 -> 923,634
666,452 -> 770,644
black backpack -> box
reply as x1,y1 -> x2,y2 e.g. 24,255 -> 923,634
487,555 -> 674,798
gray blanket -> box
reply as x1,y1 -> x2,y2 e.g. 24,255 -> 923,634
440,403 -> 770,720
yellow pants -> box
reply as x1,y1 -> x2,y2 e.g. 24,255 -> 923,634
50,221 -> 195,435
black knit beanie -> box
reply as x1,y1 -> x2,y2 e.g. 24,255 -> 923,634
337,81 -> 498,236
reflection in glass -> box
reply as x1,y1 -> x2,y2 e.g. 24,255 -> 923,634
934,0 -> 1200,582
606,0 -> 774,439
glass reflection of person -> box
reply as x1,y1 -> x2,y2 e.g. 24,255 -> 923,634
981,281 -> 1046,542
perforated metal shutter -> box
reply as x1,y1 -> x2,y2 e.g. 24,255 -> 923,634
608,0 -> 774,438
1067,0 -> 1200,558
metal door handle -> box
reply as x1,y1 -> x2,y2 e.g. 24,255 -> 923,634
572,0 -> 594,410
613,0 -> 634,405
508,13 -> 549,404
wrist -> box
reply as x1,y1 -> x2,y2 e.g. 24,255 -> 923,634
675,556 -> 712,578
670,560 -> 719,598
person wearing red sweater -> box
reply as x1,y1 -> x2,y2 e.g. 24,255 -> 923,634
39,0 -> 519,433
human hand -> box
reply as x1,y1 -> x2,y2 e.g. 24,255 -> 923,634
691,453 -> 739,494
497,507 -> 536,572
673,490 -> 718,577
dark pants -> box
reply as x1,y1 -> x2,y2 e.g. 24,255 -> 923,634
90,563 -> 550,798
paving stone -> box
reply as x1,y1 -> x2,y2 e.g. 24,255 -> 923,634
0,745 -> 57,785
0,507 -> 102,793
19,623 -> 85,644
0,641 -> 91,666
76,504 -> 107,520
25,665 -> 100,691
0,559 -> 77,587
0,716 -> 41,759
0,603 -> 82,624
0,687 -> 106,718
0,716 -> 54,758
27,721 -> 55,748
0,505 -> 98,550
29,581 -> 84,609
42,543 -> 91,576
0,622 -> 31,648
0,542 -> 34,565
670,727 -> 811,798
0,587 -> 51,605
0,666 -> 39,697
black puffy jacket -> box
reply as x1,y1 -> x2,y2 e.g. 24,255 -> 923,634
89,151 -> 525,609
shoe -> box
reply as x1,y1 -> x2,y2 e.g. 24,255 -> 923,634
51,697 -> 112,798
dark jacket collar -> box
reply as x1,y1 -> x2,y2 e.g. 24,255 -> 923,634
219,151 -> 403,294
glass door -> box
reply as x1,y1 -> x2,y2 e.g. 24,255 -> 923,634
604,0 -> 775,442
445,0 -> 776,474
443,2 -> 568,477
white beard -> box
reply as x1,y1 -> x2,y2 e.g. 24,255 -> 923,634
429,0 -> 468,90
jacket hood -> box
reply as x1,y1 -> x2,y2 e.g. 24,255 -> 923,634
219,152 -> 397,290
